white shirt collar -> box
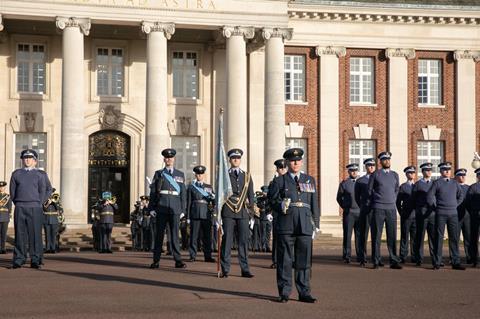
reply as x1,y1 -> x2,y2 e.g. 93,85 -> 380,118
289,172 -> 300,180
24,167 -> 36,171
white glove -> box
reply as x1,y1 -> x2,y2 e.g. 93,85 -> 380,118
312,227 -> 320,239
267,214 -> 273,222
180,212 -> 185,219
187,219 -> 190,224
215,220 -> 223,233
249,218 -> 255,230
150,211 -> 157,217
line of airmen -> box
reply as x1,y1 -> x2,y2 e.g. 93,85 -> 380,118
337,151 -> 480,270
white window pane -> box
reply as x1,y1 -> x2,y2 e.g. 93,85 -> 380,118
284,55 -> 305,102
15,133 -> 48,171
171,136 -> 200,184
17,62 -> 29,92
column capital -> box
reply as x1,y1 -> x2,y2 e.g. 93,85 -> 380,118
222,26 -> 255,40
261,27 -> 293,42
0,15 -> 4,32
56,17 -> 91,36
454,49 -> 480,62
385,48 -> 415,59
315,46 -> 346,57
141,22 -> 175,40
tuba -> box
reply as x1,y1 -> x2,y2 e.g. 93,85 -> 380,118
0,193 -> 10,207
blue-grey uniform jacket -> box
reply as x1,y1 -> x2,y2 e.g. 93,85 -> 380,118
269,173 -> 320,236
187,182 -> 214,220
411,179 -> 433,209
336,177 -> 360,213
396,182 -> 414,218
96,202 -> 118,224
427,178 -> 463,214
148,168 -> 187,215
10,168 -> 52,207
0,193 -> 12,222
221,169 -> 254,220
43,202 -> 61,225
367,169 -> 400,210
457,183 -> 469,218
465,182 -> 480,212
354,174 -> 371,212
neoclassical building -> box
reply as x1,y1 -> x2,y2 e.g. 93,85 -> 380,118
0,0 -> 479,233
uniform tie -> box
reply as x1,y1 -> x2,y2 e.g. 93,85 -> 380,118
234,169 -> 239,178
294,175 -> 300,192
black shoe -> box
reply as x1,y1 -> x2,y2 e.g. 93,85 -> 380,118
452,264 -> 466,270
220,272 -> 229,278
390,263 -> 402,270
440,262 -> 445,267
12,263 -> 22,269
278,296 -> 289,303
166,252 -> 172,256
399,258 -> 406,264
343,259 -> 350,264
30,263 -> 41,269
150,262 -> 159,269
299,295 -> 317,303
241,272 -> 254,278
175,262 -> 187,269
205,258 -> 216,263
433,265 -> 440,270
189,257 -> 196,262
359,262 -> 366,268
372,264 -> 379,269
415,262 -> 422,267
0,250 -> 6,254
270,263 -> 277,269
378,262 -> 385,267
107,250 -> 113,254
472,263 -> 477,268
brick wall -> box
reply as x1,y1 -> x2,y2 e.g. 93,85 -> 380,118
407,51 -> 456,169
284,46 -> 319,184
338,49 -> 388,180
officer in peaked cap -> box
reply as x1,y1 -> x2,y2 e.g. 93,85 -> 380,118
0,181 -> 12,254
368,151 -> 402,269
220,148 -> 255,278
427,162 -> 465,270
10,149 -> 52,269
412,162 -> 436,266
355,158 -> 376,266
454,168 -> 472,264
336,163 -> 361,264
187,165 -> 215,263
149,148 -> 187,269
466,167 -> 480,267
268,158 -> 288,269
269,148 -> 320,303
396,166 -> 417,264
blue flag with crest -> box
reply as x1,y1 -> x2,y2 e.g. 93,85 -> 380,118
215,109 -> 232,226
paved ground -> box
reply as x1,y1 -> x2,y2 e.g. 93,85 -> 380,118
0,245 -> 478,319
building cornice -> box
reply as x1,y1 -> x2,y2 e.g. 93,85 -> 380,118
288,5 -> 480,26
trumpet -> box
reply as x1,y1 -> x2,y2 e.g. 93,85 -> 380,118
0,193 -> 10,207
43,192 -> 61,210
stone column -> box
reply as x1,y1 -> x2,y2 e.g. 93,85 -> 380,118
454,50 -> 480,183
0,15 -> 4,32
222,26 -> 255,154
56,17 -> 90,226
386,48 -> 415,182
262,28 -> 293,184
316,46 -> 345,216
141,22 -> 175,180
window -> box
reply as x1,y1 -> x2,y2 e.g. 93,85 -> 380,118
284,55 -> 305,102
286,138 -> 308,172
349,140 -> 376,175
418,59 -> 442,105
96,48 -> 124,96
350,57 -> 374,104
172,51 -> 198,99
17,44 -> 46,94
171,136 -> 201,184
417,141 -> 444,179
14,133 -> 47,170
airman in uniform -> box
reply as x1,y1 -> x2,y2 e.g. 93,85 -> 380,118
396,166 -> 417,264
0,181 -> 12,254
454,168 -> 472,264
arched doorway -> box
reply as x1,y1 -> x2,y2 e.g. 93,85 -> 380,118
88,130 -> 130,224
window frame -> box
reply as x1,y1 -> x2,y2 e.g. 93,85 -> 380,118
171,136 -> 201,184
348,139 -> 377,176
417,140 -> 444,179
417,59 -> 443,107
90,40 -> 129,103
284,54 -> 306,104
349,56 -> 375,106
13,132 -> 48,171
10,35 -> 51,100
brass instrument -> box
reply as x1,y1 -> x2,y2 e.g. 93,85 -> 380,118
57,211 -> 65,224
0,193 -> 10,207
43,192 -> 60,211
